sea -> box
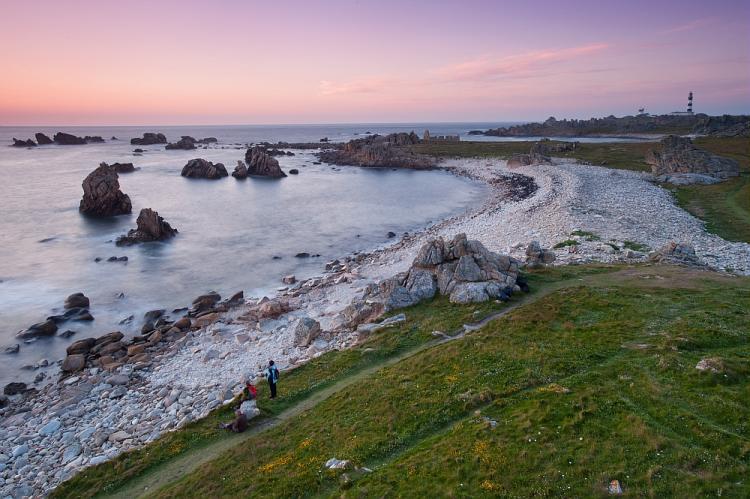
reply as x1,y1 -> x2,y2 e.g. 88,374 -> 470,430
0,122 -> 646,386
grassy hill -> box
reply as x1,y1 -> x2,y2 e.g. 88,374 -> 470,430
53,265 -> 750,498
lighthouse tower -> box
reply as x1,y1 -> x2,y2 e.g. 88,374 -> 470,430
687,92 -> 693,114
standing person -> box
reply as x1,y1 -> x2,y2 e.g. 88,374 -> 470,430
265,360 -> 279,399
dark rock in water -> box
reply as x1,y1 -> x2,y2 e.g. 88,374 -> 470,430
318,131 -> 434,169
197,137 -> 218,144
272,255 -> 282,260
166,136 -> 197,150
181,158 -> 228,179
225,291 -> 244,307
111,136 -> 118,140
59,330 -> 77,338
133,148 -> 145,153
38,237 -> 56,243
106,256 -> 128,262
288,169 -> 299,175
65,292 -> 90,309
144,309 -> 165,323
79,163 -> 132,216
53,132 -> 87,145
17,319 -> 58,339
320,137 -> 329,142
48,307 -> 94,323
3,344 -> 20,354
387,231 -> 396,238
646,135 -> 740,182
116,208 -> 178,246
232,160 -> 248,179
131,133 -> 167,145
35,133 -> 53,145
84,136 -> 105,143
4,382 -> 27,395
295,252 -> 310,258
245,146 -> 287,177
12,138 -> 36,147
0,394 -> 8,408
111,162 -> 137,174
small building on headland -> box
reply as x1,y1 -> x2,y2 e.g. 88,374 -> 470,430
423,129 -> 459,143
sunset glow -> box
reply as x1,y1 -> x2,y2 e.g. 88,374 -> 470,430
1,0 -> 748,125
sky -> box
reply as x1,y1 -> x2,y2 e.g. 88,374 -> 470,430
0,0 -> 748,125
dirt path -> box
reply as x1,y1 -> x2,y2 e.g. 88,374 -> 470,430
104,266 -> 714,498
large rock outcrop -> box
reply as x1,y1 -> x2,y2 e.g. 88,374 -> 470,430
53,132 -> 87,145
35,133 -> 53,145
232,161 -> 248,179
180,158 -> 228,179
79,163 -> 132,216
11,138 -> 36,147
116,208 -> 178,246
646,136 -> 739,182
166,136 -> 197,150
342,234 -> 520,328
318,132 -> 435,169
131,133 -> 167,145
245,146 -> 287,177
110,162 -> 137,174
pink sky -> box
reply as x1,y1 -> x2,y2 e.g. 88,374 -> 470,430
1,0 -> 748,125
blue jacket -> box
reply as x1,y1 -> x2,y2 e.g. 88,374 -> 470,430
265,366 -> 279,383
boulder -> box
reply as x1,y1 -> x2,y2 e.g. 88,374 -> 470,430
289,169 -> 299,175
166,136 -> 197,150
17,319 -> 58,339
197,137 -> 218,144
4,382 -> 27,395
116,208 -> 178,246
649,242 -> 701,266
61,353 -> 86,373
3,344 -> 20,354
191,292 -> 221,313
181,158 -> 228,179
79,163 -> 132,216
64,292 -> 90,309
646,136 -> 740,180
342,234 -> 520,327
94,331 -> 124,346
66,338 -> 96,355
12,138 -> 36,147
245,146 -> 287,177
131,133 -> 167,145
232,160 -> 248,179
48,307 -> 94,323
292,318 -> 322,347
35,133 -> 53,145
53,132 -> 87,145
525,241 -> 556,268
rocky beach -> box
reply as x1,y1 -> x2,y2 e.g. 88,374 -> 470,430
2,140 -> 749,496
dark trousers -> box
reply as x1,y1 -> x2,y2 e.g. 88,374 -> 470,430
269,380 -> 277,398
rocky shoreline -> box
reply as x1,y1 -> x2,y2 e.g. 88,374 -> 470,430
1,154 -> 749,497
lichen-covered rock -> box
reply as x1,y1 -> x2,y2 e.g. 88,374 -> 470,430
116,208 -> 178,246
341,234 -> 521,328
79,163 -> 132,216
181,158 -> 228,179
245,146 -> 286,177
646,136 -> 739,181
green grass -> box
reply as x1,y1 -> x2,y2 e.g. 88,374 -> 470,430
570,230 -> 601,241
623,240 -> 650,252
50,292 -> 527,498
553,239 -> 579,249
671,137 -> 750,243
143,266 -> 749,498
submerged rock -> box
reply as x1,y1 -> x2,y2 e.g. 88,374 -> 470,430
116,208 -> 178,246
79,163 -> 132,216
245,146 -> 286,177
181,158 -> 228,179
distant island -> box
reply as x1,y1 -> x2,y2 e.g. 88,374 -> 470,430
470,113 -> 750,138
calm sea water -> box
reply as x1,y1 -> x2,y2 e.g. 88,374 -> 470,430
0,123 -> 508,385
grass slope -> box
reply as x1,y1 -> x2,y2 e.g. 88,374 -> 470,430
138,266 -> 749,498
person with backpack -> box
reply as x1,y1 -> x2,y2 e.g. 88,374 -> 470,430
264,360 -> 279,399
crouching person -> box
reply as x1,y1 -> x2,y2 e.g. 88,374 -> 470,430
220,408 -> 248,433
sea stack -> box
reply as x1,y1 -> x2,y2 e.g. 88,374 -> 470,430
79,163 -> 132,216
116,208 -> 178,246
245,146 -> 286,177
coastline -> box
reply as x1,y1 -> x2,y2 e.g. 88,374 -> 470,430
2,155 -> 750,496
